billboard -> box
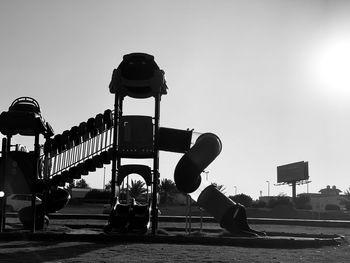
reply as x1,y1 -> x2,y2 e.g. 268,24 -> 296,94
277,161 -> 309,183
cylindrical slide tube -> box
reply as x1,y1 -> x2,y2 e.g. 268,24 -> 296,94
174,132 -> 264,236
191,179 -> 236,223
174,133 -> 221,193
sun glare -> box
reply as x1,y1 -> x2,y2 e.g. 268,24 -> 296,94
307,32 -> 350,103
307,26 -> 350,102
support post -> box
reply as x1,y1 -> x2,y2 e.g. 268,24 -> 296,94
6,136 -> 11,153
110,95 -> 118,205
151,95 -> 161,234
41,135 -> 51,230
31,133 -> 40,232
110,96 -> 122,205
0,138 -> 7,232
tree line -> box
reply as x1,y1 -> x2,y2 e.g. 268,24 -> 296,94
69,178 -> 350,210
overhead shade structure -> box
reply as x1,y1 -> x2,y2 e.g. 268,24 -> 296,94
0,97 -> 54,137
109,53 -> 168,99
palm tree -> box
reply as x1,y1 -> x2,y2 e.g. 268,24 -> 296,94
344,187 -> 350,196
340,187 -> 350,211
128,179 -> 147,200
104,180 -> 112,191
74,179 -> 90,188
159,178 -> 177,204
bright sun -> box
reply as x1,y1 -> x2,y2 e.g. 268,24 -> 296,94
307,32 -> 350,102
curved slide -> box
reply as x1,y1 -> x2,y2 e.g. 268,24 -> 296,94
174,133 -> 264,236
18,188 -> 70,229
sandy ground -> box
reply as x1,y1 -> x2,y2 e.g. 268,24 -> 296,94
0,240 -> 349,263
0,217 -> 349,263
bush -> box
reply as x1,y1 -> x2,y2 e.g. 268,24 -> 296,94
84,189 -> 110,201
251,200 -> 266,208
346,203 -> 350,211
268,195 -> 294,209
229,194 -> 253,207
325,204 -> 340,211
298,204 -> 313,210
339,196 -> 350,211
294,194 -> 311,210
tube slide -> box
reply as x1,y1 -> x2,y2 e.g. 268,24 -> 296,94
18,188 -> 70,229
174,133 -> 264,236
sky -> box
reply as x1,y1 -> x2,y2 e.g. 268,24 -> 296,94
1,0 -> 350,200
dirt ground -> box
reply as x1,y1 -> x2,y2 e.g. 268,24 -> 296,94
0,240 -> 349,263
0,218 -> 349,263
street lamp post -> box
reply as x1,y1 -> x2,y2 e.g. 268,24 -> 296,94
204,170 -> 209,181
266,181 -> 270,196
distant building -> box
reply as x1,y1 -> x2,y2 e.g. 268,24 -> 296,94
258,185 -> 347,211
307,185 -> 344,211
318,185 -> 342,196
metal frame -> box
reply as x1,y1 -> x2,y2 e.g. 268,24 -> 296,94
110,93 -> 161,235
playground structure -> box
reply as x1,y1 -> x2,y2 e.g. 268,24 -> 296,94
0,53 -> 263,236
0,97 -> 70,231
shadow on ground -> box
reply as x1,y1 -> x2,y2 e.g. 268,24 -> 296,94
0,241 -> 116,263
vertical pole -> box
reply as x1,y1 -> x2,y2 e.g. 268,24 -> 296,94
6,136 -> 11,153
110,95 -> 120,205
266,181 -> 270,196
188,196 -> 192,235
0,138 -> 7,232
185,195 -> 188,233
151,95 -> 160,235
42,135 -> 51,229
126,175 -> 129,202
3,136 -> 11,230
116,99 -> 122,200
200,207 -> 203,233
31,133 -> 40,232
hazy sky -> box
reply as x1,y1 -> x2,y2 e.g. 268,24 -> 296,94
1,0 -> 350,199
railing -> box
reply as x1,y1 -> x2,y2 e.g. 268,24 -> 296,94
42,109 -> 114,180
46,126 -> 114,177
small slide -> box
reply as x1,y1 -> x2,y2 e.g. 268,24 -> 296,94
174,133 -> 264,237
18,188 -> 70,229
104,197 -> 151,234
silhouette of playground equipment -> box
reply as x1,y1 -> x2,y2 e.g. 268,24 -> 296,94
0,53 -> 346,247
